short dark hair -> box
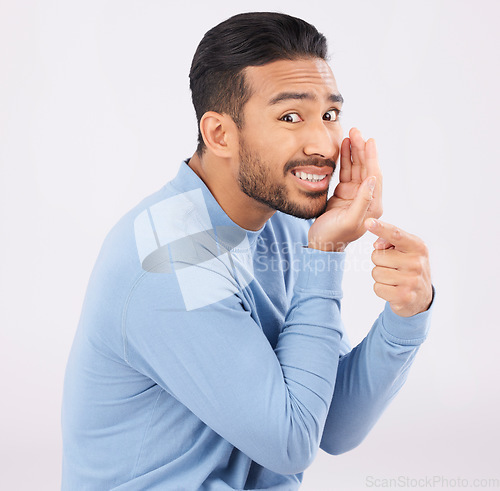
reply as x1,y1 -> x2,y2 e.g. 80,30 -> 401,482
189,12 -> 328,154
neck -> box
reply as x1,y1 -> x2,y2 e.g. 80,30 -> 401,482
187,152 -> 275,231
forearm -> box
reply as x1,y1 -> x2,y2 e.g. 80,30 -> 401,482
320,300 -> 433,455
270,248 -> 346,467
125,247 -> 348,475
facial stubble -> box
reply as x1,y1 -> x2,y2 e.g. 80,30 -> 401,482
237,139 -> 333,220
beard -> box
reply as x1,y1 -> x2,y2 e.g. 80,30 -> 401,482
237,138 -> 335,219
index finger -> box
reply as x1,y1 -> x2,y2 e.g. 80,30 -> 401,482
365,138 -> 383,210
349,127 -> 365,182
365,138 -> 382,180
364,218 -> 427,254
339,137 -> 352,182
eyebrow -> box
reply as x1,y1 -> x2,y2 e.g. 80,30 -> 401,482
269,91 -> 344,105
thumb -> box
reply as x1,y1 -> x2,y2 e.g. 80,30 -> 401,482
346,176 -> 376,223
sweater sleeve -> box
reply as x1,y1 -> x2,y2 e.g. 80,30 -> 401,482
123,247 -> 346,476
320,288 -> 434,455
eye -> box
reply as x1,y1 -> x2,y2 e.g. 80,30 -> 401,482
323,109 -> 341,122
280,113 -> 302,123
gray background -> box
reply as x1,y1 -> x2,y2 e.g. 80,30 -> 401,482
1,0 -> 499,489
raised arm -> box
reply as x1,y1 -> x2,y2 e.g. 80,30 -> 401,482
123,130 -> 387,475
321,219 -> 434,454
124,246 -> 346,476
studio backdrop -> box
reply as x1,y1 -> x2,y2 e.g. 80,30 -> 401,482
1,1 -> 499,489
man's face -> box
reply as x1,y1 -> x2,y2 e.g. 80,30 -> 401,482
236,58 -> 343,219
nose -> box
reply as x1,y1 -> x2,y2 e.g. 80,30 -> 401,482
303,120 -> 340,160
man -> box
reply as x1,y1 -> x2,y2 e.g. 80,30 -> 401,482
62,12 -> 434,490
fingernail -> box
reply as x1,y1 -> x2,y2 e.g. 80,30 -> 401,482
368,176 -> 376,192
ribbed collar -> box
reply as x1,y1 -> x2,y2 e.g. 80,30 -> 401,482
169,160 -> 267,246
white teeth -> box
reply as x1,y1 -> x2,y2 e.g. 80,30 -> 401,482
294,171 -> 327,182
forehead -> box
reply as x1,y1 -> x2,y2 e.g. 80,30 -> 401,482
244,58 -> 339,103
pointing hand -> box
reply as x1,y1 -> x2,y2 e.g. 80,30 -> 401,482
365,218 -> 433,317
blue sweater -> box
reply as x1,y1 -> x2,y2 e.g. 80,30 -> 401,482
62,161 -> 432,490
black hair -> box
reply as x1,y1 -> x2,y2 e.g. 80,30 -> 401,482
189,12 -> 328,154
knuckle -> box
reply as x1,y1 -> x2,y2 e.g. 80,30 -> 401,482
402,287 -> 415,305
412,237 -> 428,255
409,276 -> 420,290
418,255 -> 428,273
420,240 -> 429,256
409,256 -> 423,273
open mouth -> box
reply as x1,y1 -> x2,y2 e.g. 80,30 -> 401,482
289,166 -> 333,191
292,170 -> 328,182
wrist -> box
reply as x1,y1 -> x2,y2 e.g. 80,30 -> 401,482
296,246 -> 346,292
308,240 -> 348,252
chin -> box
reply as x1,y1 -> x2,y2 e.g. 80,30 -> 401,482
278,195 -> 328,220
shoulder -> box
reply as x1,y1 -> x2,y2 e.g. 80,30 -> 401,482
128,185 -> 254,312
133,187 -> 213,273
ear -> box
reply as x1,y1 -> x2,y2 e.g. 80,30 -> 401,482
199,111 -> 237,157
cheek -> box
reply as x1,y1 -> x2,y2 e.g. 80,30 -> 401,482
334,123 -> 343,141
249,132 -> 296,161
263,130 -> 302,159
326,122 -> 343,143
241,117 -> 302,161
